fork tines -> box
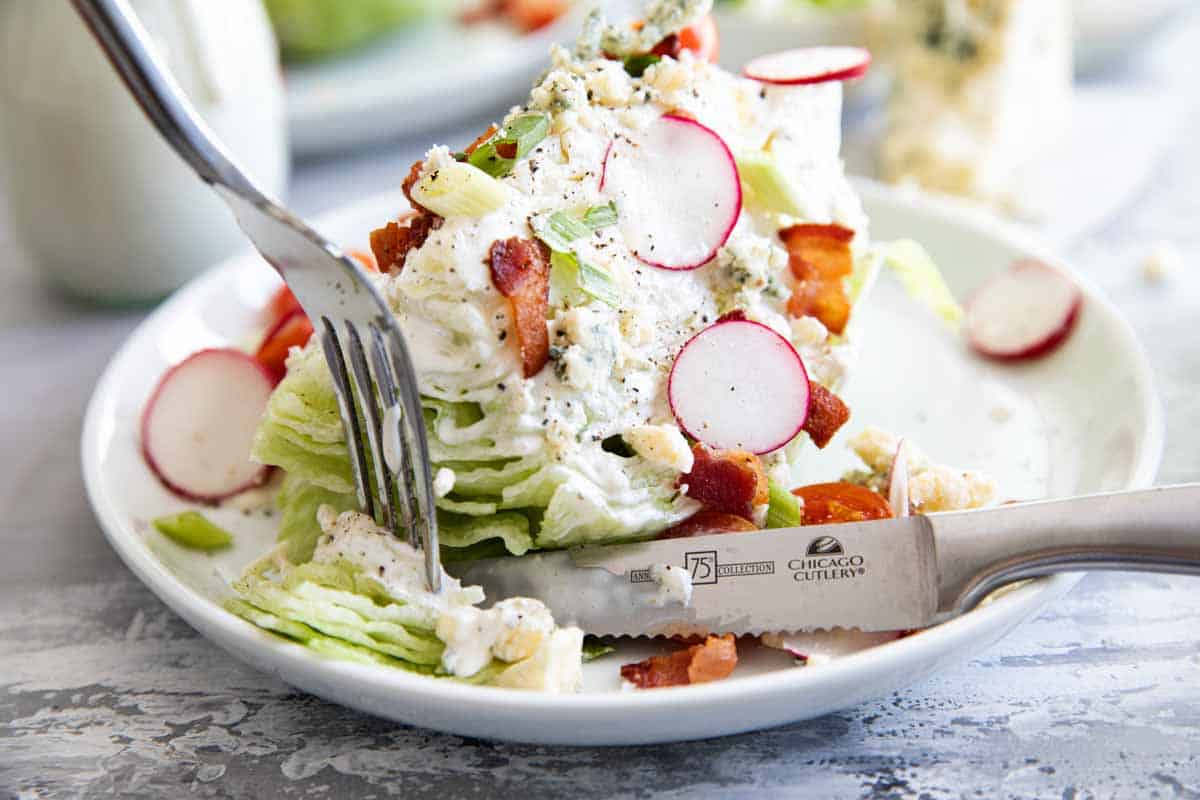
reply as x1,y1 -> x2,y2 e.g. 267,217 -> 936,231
320,316 -> 441,593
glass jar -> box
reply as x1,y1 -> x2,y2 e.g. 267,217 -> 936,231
0,0 -> 289,304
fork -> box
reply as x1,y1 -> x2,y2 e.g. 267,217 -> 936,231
72,0 -> 442,591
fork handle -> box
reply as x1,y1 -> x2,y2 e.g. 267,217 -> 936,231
70,0 -> 263,199
931,484 -> 1200,616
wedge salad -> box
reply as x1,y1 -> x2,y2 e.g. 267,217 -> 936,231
138,0 -> 1081,692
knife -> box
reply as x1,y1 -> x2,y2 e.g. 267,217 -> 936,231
450,485 -> 1200,636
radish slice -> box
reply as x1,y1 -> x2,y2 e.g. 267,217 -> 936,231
141,348 -> 274,502
743,46 -> 871,86
888,439 -> 910,518
668,319 -> 810,454
601,114 -> 741,270
762,629 -> 903,665
966,260 -> 1082,361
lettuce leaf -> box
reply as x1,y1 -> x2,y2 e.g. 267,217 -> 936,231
881,239 -> 963,330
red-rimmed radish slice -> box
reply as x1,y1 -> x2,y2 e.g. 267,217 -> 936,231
887,439 -> 910,518
966,260 -> 1082,361
255,309 -> 315,384
601,113 -> 741,270
762,629 -> 903,664
743,46 -> 871,86
141,348 -> 274,503
668,318 -> 809,454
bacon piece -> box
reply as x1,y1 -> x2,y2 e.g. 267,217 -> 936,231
349,249 -> 379,272
802,383 -> 850,449
679,444 -> 769,522
650,33 -> 682,58
621,634 -> 738,689
792,482 -> 892,525
504,0 -> 568,31
401,159 -> 429,214
489,237 -> 552,378
660,510 -> 759,539
716,308 -> 747,323
369,212 -> 442,275
780,223 -> 856,335
464,124 -> 499,156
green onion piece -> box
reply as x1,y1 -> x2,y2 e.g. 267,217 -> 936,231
766,480 -> 803,529
153,511 -> 234,551
582,636 -> 616,662
534,210 -> 592,252
583,201 -> 619,230
548,250 -> 619,308
576,258 -> 620,308
410,160 -> 509,217
623,53 -> 661,77
736,150 -> 805,218
468,113 -> 550,178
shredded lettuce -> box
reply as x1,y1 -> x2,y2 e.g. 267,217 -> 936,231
254,342 -> 688,562
228,556 -> 532,685
737,150 -> 805,218
881,240 -> 963,330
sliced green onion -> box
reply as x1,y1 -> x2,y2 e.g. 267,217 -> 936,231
153,511 -> 234,551
583,201 -> 619,230
410,160 -> 509,217
736,150 -> 805,218
623,53 -> 661,78
468,113 -> 550,178
577,258 -> 620,308
533,211 -> 592,253
548,250 -> 619,308
766,480 -> 803,529
582,636 -> 616,662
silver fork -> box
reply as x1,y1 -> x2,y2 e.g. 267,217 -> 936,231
72,0 -> 442,591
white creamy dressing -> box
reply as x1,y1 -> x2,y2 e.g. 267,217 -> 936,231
381,403 -> 404,474
649,563 -> 694,607
378,40 -> 867,546
437,597 -> 556,678
312,507 -> 483,615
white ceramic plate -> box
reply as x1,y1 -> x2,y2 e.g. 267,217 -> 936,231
81,181 -> 1162,745
284,11 -> 581,158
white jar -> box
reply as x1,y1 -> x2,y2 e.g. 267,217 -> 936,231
0,0 -> 288,305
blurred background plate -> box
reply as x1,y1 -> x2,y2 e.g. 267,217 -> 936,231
285,8 -> 582,158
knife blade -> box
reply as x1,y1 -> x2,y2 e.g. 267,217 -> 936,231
448,485 -> 1200,637
449,516 -> 939,637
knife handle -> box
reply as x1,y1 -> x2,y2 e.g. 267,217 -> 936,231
929,484 -> 1200,617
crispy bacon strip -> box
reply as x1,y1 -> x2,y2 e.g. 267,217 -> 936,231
621,634 -> 738,689
792,482 -> 892,525
803,383 -> 850,449
489,237 -> 552,378
660,510 -> 759,540
369,212 -> 441,276
464,124 -> 499,156
349,249 -> 379,272
781,223 -> 856,335
679,444 -> 769,522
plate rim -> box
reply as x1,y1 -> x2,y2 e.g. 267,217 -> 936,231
80,179 -> 1165,726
